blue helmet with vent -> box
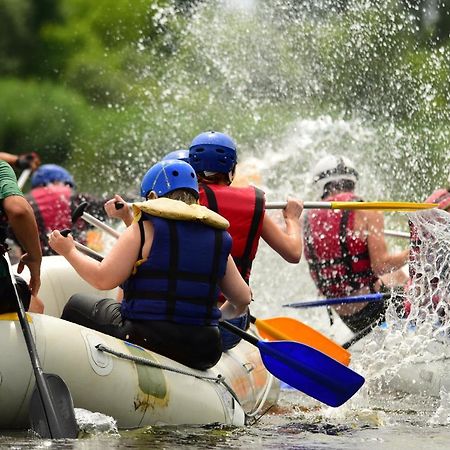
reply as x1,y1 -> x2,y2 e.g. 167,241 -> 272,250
31,164 -> 75,188
140,160 -> 199,199
162,149 -> 190,163
189,131 -> 237,174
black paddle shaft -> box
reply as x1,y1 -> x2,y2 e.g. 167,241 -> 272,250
4,255 -> 78,438
220,320 -> 258,346
342,322 -> 379,349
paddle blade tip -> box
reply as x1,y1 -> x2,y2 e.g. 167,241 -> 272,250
29,373 -> 79,439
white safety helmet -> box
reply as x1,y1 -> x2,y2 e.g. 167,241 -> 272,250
312,155 -> 359,192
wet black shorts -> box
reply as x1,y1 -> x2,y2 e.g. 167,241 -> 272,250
61,294 -> 222,371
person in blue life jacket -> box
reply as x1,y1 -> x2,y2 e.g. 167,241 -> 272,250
303,154 -> 409,333
0,160 -> 43,313
188,131 -> 304,352
48,159 -> 251,370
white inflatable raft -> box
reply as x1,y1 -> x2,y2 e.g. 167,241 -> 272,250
0,256 -> 279,430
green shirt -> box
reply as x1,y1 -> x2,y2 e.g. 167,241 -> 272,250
0,160 -> 23,202
0,161 -> 23,276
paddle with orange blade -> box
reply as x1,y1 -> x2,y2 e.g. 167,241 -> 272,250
250,315 -> 351,366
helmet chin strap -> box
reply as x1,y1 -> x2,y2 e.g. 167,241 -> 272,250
227,164 -> 237,185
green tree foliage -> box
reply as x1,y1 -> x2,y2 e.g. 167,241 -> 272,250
0,0 -> 34,75
0,0 -> 449,196
0,78 -> 88,163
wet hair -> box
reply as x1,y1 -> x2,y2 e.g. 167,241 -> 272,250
165,189 -> 198,205
197,171 -> 232,185
322,179 -> 356,199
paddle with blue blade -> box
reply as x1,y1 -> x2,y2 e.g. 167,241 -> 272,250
249,314 -> 351,366
283,292 -> 390,309
220,320 -> 364,407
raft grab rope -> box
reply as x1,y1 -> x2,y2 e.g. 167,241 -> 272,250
95,343 -> 225,383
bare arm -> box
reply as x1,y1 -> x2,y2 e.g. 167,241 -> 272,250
219,255 -> 251,320
0,152 -> 40,170
0,152 -> 18,165
3,195 -> 42,295
48,222 -> 145,290
104,194 -> 134,227
365,210 -> 409,276
261,197 -> 303,263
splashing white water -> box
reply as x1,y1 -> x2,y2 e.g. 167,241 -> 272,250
75,408 -> 119,436
429,389 -> 450,426
348,209 -> 450,400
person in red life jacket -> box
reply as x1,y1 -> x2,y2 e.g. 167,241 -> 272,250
189,131 -> 303,351
407,172 -> 450,316
21,164 -> 107,256
303,155 -> 409,333
0,160 -> 43,313
48,159 -> 251,370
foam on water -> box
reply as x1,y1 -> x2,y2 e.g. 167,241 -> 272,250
75,408 -> 119,436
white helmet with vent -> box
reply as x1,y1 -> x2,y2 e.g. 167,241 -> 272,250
312,155 -> 359,192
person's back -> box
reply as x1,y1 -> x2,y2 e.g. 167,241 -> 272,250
49,159 -> 251,370
28,184 -> 73,254
198,183 -> 265,283
304,155 -> 409,333
189,131 -> 303,350
304,190 -> 377,299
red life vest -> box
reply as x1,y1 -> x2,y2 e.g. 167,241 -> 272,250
27,185 -> 74,255
304,192 -> 377,298
199,183 -> 265,283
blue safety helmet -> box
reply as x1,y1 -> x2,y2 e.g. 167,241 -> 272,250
189,131 -> 237,174
31,164 -> 75,188
140,160 -> 199,199
162,149 -> 190,163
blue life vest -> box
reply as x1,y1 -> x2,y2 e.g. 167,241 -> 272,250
120,215 -> 232,326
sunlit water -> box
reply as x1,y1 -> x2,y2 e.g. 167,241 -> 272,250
3,0 -> 450,448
